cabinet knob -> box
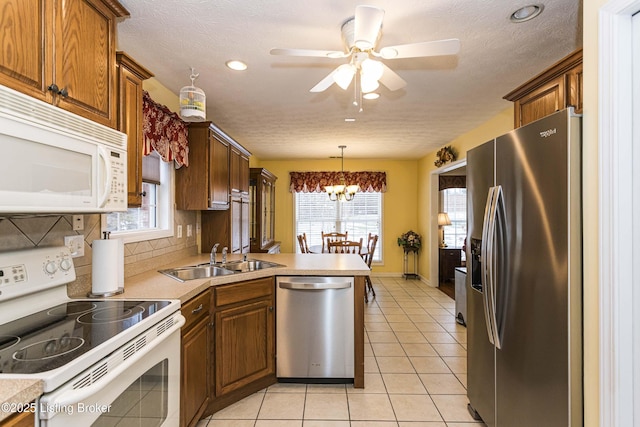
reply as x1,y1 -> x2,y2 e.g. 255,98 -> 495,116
140,191 -> 147,197
269,306 -> 274,312
58,87 -> 69,98
47,83 -> 59,93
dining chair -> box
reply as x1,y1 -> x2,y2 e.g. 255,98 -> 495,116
327,238 -> 362,254
363,233 -> 378,303
297,233 -> 310,253
322,231 -> 348,252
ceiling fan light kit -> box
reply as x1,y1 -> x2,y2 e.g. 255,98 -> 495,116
270,4 -> 461,102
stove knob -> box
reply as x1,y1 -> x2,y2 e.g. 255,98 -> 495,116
60,257 -> 73,272
44,260 -> 58,275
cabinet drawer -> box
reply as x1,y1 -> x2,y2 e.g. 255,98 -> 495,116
215,277 -> 274,307
182,290 -> 211,331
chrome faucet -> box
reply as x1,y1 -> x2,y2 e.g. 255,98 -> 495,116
210,243 -> 220,265
243,252 -> 248,262
222,246 -> 228,264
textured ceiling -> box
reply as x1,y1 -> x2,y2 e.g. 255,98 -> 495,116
116,0 -> 582,160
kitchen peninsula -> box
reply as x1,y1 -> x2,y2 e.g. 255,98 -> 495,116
0,252 -> 369,425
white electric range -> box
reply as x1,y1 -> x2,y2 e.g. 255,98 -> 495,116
0,246 -> 184,426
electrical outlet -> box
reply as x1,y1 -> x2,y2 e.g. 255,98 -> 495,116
72,215 -> 84,231
187,224 -> 193,237
64,235 -> 85,258
177,225 -> 183,238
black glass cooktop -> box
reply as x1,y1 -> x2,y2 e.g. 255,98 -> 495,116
0,300 -> 171,374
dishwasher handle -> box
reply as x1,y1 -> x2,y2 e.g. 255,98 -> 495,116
279,281 -> 351,290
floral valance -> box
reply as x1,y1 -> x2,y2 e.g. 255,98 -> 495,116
289,171 -> 387,193
142,91 -> 189,167
439,175 -> 466,191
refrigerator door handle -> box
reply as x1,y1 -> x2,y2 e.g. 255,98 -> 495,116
487,185 -> 504,350
481,186 -> 497,346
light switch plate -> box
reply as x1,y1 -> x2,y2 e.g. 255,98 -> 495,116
177,225 -> 183,238
64,235 -> 85,258
72,215 -> 84,231
187,224 -> 193,237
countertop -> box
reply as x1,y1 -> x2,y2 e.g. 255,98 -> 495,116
113,252 -> 370,303
0,252 -> 369,420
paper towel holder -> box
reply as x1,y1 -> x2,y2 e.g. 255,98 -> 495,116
87,287 -> 124,298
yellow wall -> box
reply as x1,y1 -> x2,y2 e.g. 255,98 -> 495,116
582,0 -> 602,424
256,159 -> 418,274
142,77 -> 180,111
416,108 -> 513,282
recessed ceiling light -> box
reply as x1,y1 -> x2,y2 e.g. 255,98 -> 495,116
363,93 -> 380,100
226,60 -> 247,71
510,4 -> 544,23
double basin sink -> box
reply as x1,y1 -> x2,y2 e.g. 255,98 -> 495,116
159,259 -> 283,282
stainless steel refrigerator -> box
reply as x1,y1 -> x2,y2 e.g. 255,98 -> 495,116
466,108 -> 582,427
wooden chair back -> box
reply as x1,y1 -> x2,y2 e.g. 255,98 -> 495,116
364,233 -> 378,268
322,231 -> 348,252
297,233 -> 310,253
328,238 -> 363,254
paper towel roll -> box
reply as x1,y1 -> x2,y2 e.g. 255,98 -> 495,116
92,239 -> 120,295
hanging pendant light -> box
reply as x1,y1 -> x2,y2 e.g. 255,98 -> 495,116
179,67 -> 206,122
325,145 -> 359,202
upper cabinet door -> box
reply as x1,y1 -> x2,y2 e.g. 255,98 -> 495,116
54,0 -> 117,128
0,0 -> 53,101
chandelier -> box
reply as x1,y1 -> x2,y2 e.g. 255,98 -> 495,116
325,145 -> 359,201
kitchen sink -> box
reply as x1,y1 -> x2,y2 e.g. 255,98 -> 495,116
158,265 -> 235,282
219,259 -> 283,272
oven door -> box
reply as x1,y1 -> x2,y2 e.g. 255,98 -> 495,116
37,318 -> 183,427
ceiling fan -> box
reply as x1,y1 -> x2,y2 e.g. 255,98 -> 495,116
270,5 -> 460,94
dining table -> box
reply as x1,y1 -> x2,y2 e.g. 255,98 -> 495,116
308,244 -> 368,256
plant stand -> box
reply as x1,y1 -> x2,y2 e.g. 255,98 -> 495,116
402,247 -> 419,280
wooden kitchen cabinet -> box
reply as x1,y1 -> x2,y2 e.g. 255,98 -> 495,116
210,277 -> 276,411
439,248 -> 461,283
230,144 -> 250,194
176,122 -> 231,210
116,52 -> 153,207
199,138 -> 251,253
0,409 -> 34,427
504,48 -> 583,128
250,168 -> 280,253
0,0 -> 128,128
181,290 -> 212,427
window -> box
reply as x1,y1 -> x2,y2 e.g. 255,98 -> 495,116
103,151 -> 174,243
294,192 -> 382,261
441,188 -> 467,251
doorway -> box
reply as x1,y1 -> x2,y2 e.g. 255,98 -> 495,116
429,160 -> 467,299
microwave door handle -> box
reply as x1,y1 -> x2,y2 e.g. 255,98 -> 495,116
97,146 -> 112,208
40,315 -> 185,411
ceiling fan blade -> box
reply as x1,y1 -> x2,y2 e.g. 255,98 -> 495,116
378,64 -> 406,91
270,48 -> 348,58
378,38 -> 461,59
310,68 -> 340,92
353,5 -> 384,50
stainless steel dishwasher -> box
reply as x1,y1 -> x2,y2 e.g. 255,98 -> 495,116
276,276 -> 354,383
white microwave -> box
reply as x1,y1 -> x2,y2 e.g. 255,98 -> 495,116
0,85 -> 127,213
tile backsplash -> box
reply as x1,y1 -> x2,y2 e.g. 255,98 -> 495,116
0,210 -> 198,296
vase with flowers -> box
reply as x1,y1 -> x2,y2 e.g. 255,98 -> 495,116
397,230 -> 421,252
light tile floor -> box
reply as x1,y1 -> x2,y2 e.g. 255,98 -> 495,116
196,277 -> 485,427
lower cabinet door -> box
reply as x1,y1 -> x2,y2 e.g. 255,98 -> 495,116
181,317 -> 211,427
214,298 -> 274,397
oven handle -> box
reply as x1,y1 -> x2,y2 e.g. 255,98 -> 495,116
43,314 -> 185,409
